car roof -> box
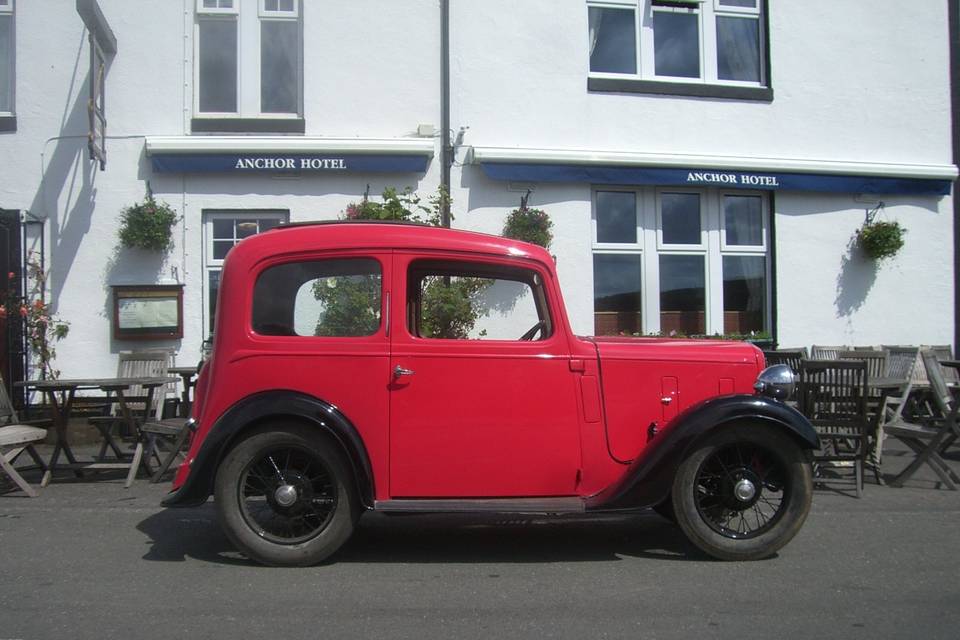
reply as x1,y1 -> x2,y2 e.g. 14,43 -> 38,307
229,220 -> 553,265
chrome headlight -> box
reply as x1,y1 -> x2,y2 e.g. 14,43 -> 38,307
753,364 -> 795,401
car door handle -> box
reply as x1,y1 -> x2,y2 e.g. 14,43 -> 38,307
393,365 -> 415,378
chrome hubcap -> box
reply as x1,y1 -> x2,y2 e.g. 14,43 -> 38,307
734,478 -> 757,502
274,484 -> 298,507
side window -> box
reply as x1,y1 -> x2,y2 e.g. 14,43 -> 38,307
253,258 -> 382,337
407,260 -> 552,341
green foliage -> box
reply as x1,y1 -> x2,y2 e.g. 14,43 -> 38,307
419,276 -> 492,339
0,254 -> 70,379
118,196 -> 179,251
323,186 -> 492,338
310,274 -> 382,337
856,220 -> 905,261
502,206 -> 553,249
343,186 -> 448,226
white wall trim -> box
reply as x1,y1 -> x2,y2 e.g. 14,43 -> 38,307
146,136 -> 436,156
470,146 -> 959,181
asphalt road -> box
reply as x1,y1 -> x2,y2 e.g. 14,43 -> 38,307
1,446 -> 959,640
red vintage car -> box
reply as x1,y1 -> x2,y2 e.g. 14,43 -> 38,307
163,221 -> 815,565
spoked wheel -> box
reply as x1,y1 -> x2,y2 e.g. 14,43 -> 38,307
215,426 -> 359,566
671,425 -> 812,561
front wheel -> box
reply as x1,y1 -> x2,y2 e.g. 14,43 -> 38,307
671,424 -> 812,561
215,425 -> 359,566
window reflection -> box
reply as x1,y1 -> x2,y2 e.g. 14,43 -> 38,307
660,255 -> 705,335
654,12 -> 700,78
661,193 -> 701,245
596,191 -> 638,243
594,254 -> 642,335
723,256 -> 765,334
589,7 -> 637,74
717,16 -> 760,82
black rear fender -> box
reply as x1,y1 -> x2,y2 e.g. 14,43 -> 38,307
161,391 -> 375,509
587,394 -> 818,511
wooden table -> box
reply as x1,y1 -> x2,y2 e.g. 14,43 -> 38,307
16,377 -> 173,488
169,366 -> 199,418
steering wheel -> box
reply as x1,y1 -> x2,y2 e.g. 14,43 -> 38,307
519,321 -> 546,341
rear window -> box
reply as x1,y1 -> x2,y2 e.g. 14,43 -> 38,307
252,258 -> 382,337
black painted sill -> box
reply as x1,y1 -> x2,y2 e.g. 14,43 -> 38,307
191,117 -> 306,134
588,77 -> 773,102
0,115 -> 16,132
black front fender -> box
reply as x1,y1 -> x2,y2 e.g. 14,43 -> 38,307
161,390 -> 375,509
586,394 -> 818,511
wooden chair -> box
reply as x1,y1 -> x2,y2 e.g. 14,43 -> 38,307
927,345 -> 958,386
811,345 -> 848,360
762,347 -> 808,375
89,351 -> 170,464
0,374 -> 48,497
883,351 -> 960,490
140,417 -> 191,482
799,359 -> 870,497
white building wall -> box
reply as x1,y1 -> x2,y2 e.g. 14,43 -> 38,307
450,0 -> 955,347
1,0 -> 442,378
0,0 -> 955,380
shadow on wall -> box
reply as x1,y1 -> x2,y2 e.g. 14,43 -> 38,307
100,246 -> 176,354
27,29 -> 100,311
834,238 -> 878,318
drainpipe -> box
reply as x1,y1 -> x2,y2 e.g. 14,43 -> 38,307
952,0 -> 960,355
440,0 -> 451,227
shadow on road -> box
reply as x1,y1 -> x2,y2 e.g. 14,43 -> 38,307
136,508 -> 722,566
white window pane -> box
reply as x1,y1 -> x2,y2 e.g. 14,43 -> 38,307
717,16 -> 760,82
264,0 -> 278,10
718,0 -> 757,8
198,19 -> 237,112
593,254 -> 642,336
588,7 -> 636,74
653,11 -> 700,78
261,20 -> 299,113
661,193 -> 701,244
279,0 -> 294,11
596,191 -> 637,243
660,254 -> 705,335
724,195 -> 763,245
0,16 -> 11,113
723,255 -> 765,334
212,218 -> 234,240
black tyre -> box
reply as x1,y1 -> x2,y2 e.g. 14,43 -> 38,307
214,425 -> 359,566
671,424 -> 812,561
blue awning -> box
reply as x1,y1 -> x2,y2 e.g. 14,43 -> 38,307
150,153 -> 430,174
480,162 -> 952,196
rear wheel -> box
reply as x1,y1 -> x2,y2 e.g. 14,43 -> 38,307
215,425 -> 359,566
671,424 -> 812,561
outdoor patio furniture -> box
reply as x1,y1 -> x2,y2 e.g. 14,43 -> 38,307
811,345 -> 848,360
140,417 -> 192,483
883,351 -> 960,490
798,359 -> 870,497
0,374 -> 48,497
762,348 -> 808,375
89,351 -> 169,461
17,377 -> 171,488
928,345 -> 958,385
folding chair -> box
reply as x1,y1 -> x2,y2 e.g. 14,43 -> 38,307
140,417 -> 192,482
762,347 -> 808,375
883,351 -> 960,490
799,359 -> 871,497
0,373 -> 48,497
89,351 -> 170,464
811,345 -> 849,360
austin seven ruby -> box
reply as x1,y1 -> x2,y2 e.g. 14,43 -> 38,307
162,221 -> 816,565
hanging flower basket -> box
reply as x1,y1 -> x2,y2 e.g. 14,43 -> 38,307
856,220 -> 905,261
502,205 -> 553,249
118,196 -> 179,252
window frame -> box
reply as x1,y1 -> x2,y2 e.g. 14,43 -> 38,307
202,210 -> 288,336
251,255 -> 385,339
193,0 -> 303,123
0,0 -> 14,122
587,0 -> 771,101
591,185 -> 771,336
404,257 -> 556,344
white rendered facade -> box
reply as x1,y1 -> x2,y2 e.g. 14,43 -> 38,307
0,0 -> 955,378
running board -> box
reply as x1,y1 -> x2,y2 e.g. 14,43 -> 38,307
374,498 -> 586,514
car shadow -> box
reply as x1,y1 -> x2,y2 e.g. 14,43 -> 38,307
136,507 -> 723,566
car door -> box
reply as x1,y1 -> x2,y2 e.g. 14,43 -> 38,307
388,252 -> 582,498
